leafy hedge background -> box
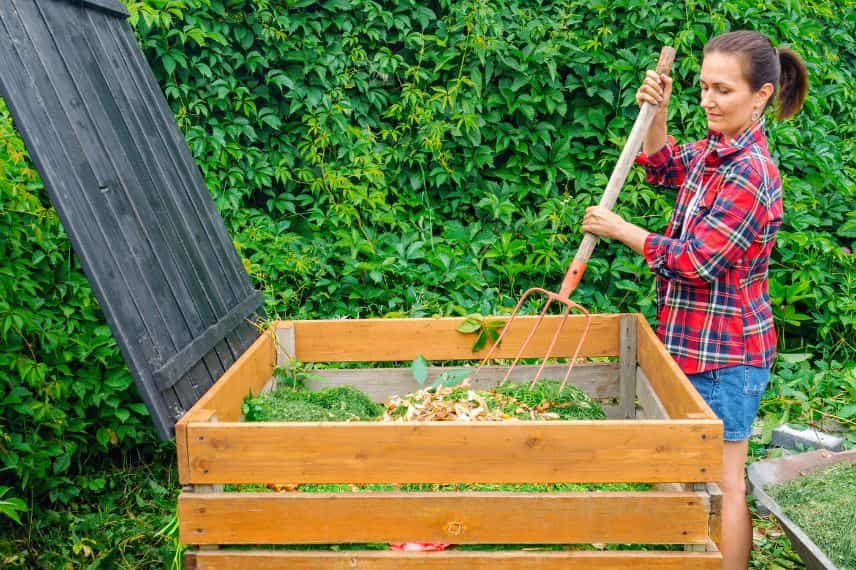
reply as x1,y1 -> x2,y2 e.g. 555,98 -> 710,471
1,0 -> 853,566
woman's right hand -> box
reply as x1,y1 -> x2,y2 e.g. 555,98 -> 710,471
636,70 -> 673,115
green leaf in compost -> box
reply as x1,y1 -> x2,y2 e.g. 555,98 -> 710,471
411,355 -> 429,385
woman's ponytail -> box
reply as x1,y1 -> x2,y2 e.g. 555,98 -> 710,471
775,47 -> 808,119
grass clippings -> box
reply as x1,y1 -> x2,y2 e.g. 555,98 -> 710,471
242,385 -> 384,422
244,378 -> 607,424
767,463 -> 856,569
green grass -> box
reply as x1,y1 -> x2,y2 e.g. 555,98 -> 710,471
493,380 -> 607,420
767,463 -> 856,569
0,447 -> 181,569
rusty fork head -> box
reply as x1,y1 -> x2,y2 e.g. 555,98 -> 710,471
474,287 -> 593,393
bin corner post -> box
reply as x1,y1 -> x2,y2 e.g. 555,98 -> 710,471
183,414 -> 223,556
619,314 -> 638,419
684,482 -> 720,553
706,482 -> 723,548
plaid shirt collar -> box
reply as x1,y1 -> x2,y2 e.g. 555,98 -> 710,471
707,118 -> 768,159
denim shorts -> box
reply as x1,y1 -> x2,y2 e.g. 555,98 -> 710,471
686,365 -> 770,441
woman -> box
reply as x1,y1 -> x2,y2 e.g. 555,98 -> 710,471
582,31 -> 807,569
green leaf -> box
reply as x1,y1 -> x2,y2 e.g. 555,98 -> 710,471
778,353 -> 813,364
95,428 -> 111,448
162,53 -> 176,75
0,486 -> 27,525
411,355 -> 429,386
456,314 -> 483,334
838,404 -> 856,419
472,330 -> 488,353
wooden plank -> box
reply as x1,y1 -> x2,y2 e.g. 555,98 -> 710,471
302,362 -> 619,402
181,332 -> 275,424
186,550 -> 723,570
74,0 -> 130,18
174,412 -> 192,484
284,315 -> 622,362
618,315 -> 637,419
265,323 -> 296,394
707,483 -> 723,547
176,406 -> 216,485
179,491 -> 710,545
274,323 -> 296,366
636,367 -> 669,420
635,318 -> 716,419
153,292 -> 263,391
185,420 -> 722,484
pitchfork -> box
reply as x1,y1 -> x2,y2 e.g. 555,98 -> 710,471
475,46 -> 676,392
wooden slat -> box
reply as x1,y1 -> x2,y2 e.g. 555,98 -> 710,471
635,319 -> 715,419
185,331 -> 274,424
285,315 -> 622,362
176,330 -> 274,453
75,0 -> 130,18
153,292 -> 263,391
176,408 -> 214,484
303,362 -> 619,402
180,491 -> 710,545
618,315 -> 637,418
186,550 -> 722,570
185,420 -> 721,484
636,367 -> 669,420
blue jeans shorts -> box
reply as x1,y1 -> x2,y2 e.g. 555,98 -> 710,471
686,365 -> 770,441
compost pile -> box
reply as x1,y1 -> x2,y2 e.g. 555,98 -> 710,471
243,378 -> 606,423
383,379 -> 605,422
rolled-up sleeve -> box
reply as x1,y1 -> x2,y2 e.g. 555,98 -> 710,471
643,161 -> 769,285
635,136 -> 702,189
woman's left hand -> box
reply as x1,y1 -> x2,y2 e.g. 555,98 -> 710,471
582,206 -> 627,241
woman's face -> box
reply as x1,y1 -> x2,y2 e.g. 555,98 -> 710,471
699,51 -> 768,143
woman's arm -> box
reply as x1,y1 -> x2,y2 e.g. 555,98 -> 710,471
636,70 -> 672,155
634,70 -> 700,188
584,161 -> 771,286
581,207 -> 649,256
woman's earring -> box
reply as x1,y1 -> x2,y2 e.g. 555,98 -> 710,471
751,109 -> 760,121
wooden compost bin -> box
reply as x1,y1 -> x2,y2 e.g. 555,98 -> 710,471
177,314 -> 724,569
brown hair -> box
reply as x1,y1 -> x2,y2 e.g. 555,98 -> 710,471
704,30 -> 808,120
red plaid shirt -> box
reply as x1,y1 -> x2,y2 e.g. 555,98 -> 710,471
635,120 -> 782,374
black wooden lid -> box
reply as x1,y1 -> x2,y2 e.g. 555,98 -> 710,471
0,0 -> 263,439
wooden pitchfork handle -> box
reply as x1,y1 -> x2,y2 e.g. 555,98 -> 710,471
558,46 -> 676,299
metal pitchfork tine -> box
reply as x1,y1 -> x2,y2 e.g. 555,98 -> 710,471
474,46 -> 677,393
